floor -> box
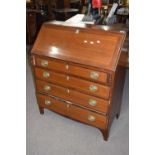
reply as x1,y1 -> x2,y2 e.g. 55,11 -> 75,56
26,57 -> 129,155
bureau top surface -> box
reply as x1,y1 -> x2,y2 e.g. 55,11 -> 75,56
31,22 -> 125,71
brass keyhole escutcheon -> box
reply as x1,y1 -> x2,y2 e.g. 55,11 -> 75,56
66,65 -> 69,70
66,76 -> 70,81
67,89 -> 70,93
75,29 -> 80,34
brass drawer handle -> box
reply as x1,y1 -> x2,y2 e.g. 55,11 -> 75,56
89,99 -> 97,106
44,85 -> 51,91
41,60 -> 48,67
88,115 -> 96,122
43,71 -> 50,78
45,99 -> 51,105
89,85 -> 98,92
90,71 -> 99,80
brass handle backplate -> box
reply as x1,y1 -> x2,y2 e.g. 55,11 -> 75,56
43,71 -> 50,78
90,71 -> 99,80
88,115 -> 96,122
45,99 -> 51,105
44,85 -> 51,91
41,60 -> 48,67
89,99 -> 97,106
89,85 -> 98,92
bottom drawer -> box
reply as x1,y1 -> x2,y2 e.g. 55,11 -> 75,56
37,94 -> 107,129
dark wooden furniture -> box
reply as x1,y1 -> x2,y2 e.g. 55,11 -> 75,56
52,0 -> 79,21
53,8 -> 79,20
26,1 -> 49,44
26,10 -> 37,44
116,13 -> 129,24
26,2 -> 37,44
31,22 -> 126,141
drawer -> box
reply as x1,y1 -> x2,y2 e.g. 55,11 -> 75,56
36,80 -> 109,113
35,57 -> 108,84
37,94 -> 107,129
35,67 -> 110,99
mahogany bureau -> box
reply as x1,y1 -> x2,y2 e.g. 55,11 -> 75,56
31,22 -> 126,141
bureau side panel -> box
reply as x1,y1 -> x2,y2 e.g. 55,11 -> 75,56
109,66 -> 126,127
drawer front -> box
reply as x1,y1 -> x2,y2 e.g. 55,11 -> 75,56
35,57 -> 108,84
35,67 -> 110,99
36,80 -> 109,113
37,94 -> 107,129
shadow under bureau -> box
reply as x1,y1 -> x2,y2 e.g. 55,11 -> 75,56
31,22 -> 126,141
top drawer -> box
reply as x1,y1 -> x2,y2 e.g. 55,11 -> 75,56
35,56 -> 109,84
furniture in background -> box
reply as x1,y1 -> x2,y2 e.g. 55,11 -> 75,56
70,0 -> 83,12
31,22 -> 126,141
26,1 -> 37,44
52,0 -> 79,21
53,8 -> 79,21
26,0 -> 80,44
26,0 -> 51,44
116,9 -> 129,24
26,10 -> 37,44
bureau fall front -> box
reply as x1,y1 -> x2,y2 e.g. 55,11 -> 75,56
31,22 -> 126,141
